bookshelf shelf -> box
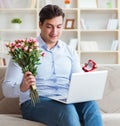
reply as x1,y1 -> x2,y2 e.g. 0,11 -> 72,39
81,51 -> 119,53
0,8 -> 37,11
0,29 -> 37,32
80,30 -> 119,32
80,8 -> 118,11
0,0 -> 120,66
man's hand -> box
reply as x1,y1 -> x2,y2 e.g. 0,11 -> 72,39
20,72 -> 36,92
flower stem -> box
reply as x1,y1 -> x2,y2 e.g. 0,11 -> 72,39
30,85 -> 39,106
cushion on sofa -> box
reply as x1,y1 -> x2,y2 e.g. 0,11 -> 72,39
0,114 -> 46,126
97,65 -> 120,113
102,114 -> 120,126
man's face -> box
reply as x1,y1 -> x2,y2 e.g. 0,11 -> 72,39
39,16 -> 63,44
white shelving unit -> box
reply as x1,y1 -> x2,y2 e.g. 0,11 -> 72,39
79,7 -> 119,64
0,1 -> 38,66
0,0 -> 120,66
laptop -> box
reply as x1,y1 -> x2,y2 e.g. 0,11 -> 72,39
49,70 -> 108,104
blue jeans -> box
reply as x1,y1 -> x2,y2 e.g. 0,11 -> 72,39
21,97 -> 103,126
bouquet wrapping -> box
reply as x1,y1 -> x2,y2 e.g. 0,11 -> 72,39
6,37 -> 45,106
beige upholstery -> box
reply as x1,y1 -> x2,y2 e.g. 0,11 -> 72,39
0,114 -> 45,126
97,65 -> 120,113
97,65 -> 120,126
0,67 -> 46,126
0,65 -> 120,126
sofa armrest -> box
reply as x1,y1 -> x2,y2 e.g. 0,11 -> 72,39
0,67 -> 21,114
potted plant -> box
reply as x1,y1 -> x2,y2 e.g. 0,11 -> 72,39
64,0 -> 71,8
11,18 -> 22,29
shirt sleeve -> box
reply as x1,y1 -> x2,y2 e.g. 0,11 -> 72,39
2,58 -> 23,98
69,47 -> 84,73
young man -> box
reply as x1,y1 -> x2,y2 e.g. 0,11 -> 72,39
2,5 -> 103,126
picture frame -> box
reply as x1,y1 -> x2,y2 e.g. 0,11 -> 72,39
65,19 -> 75,29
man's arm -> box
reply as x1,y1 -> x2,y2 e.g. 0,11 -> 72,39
2,58 -> 23,98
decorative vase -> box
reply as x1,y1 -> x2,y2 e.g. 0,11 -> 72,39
11,23 -> 21,29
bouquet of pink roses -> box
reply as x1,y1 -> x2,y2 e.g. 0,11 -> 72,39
6,37 -> 45,106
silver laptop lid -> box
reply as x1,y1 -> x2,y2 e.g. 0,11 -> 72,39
66,71 -> 108,103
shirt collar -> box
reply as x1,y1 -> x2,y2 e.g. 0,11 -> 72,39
37,35 -> 62,49
37,35 -> 47,48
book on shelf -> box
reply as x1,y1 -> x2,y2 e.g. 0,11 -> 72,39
79,0 -> 97,8
80,19 -> 87,30
107,19 -> 118,30
111,40 -> 119,51
80,41 -> 98,51
69,38 -> 78,50
0,58 -> 6,66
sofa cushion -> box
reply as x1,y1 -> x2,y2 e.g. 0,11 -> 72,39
97,65 -> 120,113
102,113 -> 120,126
0,114 -> 46,126
0,98 -> 21,114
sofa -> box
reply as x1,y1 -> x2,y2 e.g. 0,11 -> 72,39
0,65 -> 120,126
0,66 -> 46,126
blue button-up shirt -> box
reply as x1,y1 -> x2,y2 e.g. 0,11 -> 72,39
2,36 -> 83,104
